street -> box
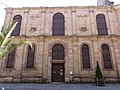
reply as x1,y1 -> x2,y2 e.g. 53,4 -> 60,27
0,84 -> 120,90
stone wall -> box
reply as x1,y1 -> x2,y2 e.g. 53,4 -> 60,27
0,5 -> 120,83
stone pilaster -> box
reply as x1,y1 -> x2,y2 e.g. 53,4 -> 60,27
21,10 -> 29,36
37,37 -> 45,80
14,42 -> 26,82
89,10 -> 97,35
111,37 -> 120,81
40,11 -> 46,35
42,38 -> 49,82
107,11 -> 115,35
111,10 -> 120,35
92,38 -> 100,67
4,10 -> 12,25
71,10 -> 77,35
49,12 -> 53,35
64,12 -> 68,35
65,38 -> 73,82
72,37 -> 79,75
45,12 -> 50,35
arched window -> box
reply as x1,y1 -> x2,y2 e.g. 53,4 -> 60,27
26,44 -> 35,68
52,13 -> 65,36
102,44 -> 112,69
96,14 -> 108,35
11,15 -> 22,36
52,44 -> 64,60
6,44 -> 16,68
81,44 -> 91,69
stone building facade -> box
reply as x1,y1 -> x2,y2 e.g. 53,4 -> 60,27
0,4 -> 120,83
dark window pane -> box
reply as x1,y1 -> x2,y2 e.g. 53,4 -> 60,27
52,44 -> 64,60
96,14 -> 108,35
53,19 -> 64,23
52,13 -> 65,36
11,15 -> 22,36
6,44 -> 16,68
102,44 -> 112,69
53,24 -> 64,29
53,14 -> 64,19
82,44 -> 91,69
26,45 -> 35,68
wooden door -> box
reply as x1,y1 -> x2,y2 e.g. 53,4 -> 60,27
52,63 -> 65,82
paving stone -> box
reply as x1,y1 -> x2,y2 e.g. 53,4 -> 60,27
0,84 -> 120,90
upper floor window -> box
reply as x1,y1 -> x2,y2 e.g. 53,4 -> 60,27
6,44 -> 16,68
52,44 -> 65,60
81,44 -> 91,69
52,13 -> 65,36
96,14 -> 108,35
102,44 -> 113,69
11,15 -> 22,36
26,44 -> 35,68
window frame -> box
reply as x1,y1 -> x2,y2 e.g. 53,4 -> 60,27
81,44 -> 91,69
5,44 -> 16,69
52,13 -> 65,36
52,44 -> 65,60
26,44 -> 36,69
101,44 -> 113,70
96,14 -> 108,35
11,15 -> 22,36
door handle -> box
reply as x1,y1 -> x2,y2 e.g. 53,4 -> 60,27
60,72 -> 63,76
59,71 -> 63,75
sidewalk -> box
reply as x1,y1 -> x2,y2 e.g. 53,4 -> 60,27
0,84 -> 120,90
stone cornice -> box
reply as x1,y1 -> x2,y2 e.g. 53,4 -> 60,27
12,35 -> 120,40
5,5 -> 113,11
113,4 -> 120,9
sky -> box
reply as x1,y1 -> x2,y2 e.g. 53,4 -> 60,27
0,0 -> 120,28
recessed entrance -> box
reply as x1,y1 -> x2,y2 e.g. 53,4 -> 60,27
51,44 -> 65,82
51,63 -> 65,82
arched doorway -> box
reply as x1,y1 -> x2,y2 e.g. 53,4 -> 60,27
51,44 -> 65,82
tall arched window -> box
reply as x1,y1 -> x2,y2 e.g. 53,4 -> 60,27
11,15 -> 22,36
52,13 -> 65,36
81,44 -> 91,69
26,44 -> 35,68
96,14 -> 108,35
52,44 -> 64,60
102,44 -> 112,69
6,44 -> 16,68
